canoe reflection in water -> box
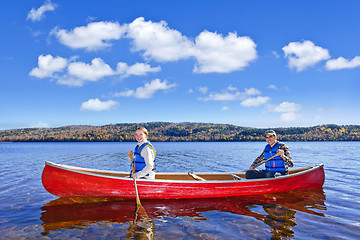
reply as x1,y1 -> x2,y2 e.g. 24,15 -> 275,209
41,188 -> 326,239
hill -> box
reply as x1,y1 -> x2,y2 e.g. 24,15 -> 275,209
0,122 -> 359,142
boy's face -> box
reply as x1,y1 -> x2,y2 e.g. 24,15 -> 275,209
135,130 -> 147,143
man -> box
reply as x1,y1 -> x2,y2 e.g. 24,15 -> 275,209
245,130 -> 293,179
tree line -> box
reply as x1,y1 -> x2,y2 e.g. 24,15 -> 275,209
0,122 -> 359,142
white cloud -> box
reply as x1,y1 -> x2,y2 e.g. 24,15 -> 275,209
244,87 -> 261,96
30,122 -> 50,128
272,51 -> 280,58
114,17 -> 257,73
325,56 -> 360,70
199,90 -> 242,101
56,77 -> 85,87
198,86 -> 209,94
80,98 -> 118,111
30,55 -> 160,87
280,112 -> 298,122
113,90 -> 135,97
116,62 -> 161,78
193,31 -> 257,73
29,54 -> 67,78
268,84 -> 278,90
282,40 -> 330,71
52,21 -> 126,51
270,102 -> 302,122
134,79 -> 176,99
115,79 -> 177,99
27,0 -> 57,22
227,85 -> 238,91
50,17 -> 257,73
126,17 -> 194,62
222,106 -> 229,111
199,86 -> 263,102
68,58 -> 114,81
57,58 -> 115,87
241,96 -> 270,107
273,102 -> 301,113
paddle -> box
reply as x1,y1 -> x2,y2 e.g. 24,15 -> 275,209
127,154 -> 153,239
130,154 -> 148,219
254,154 -> 280,168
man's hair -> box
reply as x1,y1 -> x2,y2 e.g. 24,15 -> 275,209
264,130 -> 276,136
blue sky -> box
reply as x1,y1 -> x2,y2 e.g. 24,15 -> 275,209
1,0 -> 360,130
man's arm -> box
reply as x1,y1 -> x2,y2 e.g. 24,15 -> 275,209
278,144 -> 294,167
249,151 -> 265,170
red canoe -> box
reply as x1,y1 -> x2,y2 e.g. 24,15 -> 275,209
42,161 -> 325,199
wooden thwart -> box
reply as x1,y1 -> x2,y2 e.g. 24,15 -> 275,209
188,172 -> 206,181
230,173 -> 242,180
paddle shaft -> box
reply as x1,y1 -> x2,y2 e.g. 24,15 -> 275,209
129,153 -> 150,221
130,155 -> 142,206
133,178 -> 141,206
254,154 -> 281,168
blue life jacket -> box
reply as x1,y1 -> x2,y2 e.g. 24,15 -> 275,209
132,142 -> 156,176
264,142 -> 286,172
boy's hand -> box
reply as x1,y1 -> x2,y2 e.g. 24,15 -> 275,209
127,150 -> 133,157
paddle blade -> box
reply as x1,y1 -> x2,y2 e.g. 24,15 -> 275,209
133,178 -> 149,220
135,204 -> 149,220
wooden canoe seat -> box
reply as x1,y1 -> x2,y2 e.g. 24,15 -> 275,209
188,172 -> 206,181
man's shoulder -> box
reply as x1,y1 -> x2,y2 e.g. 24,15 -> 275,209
277,142 -> 289,148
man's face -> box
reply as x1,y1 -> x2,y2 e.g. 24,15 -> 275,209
265,134 -> 277,146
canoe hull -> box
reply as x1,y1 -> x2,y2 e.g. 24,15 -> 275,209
42,162 -> 325,199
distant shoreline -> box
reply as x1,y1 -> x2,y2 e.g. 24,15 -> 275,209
1,122 -> 359,142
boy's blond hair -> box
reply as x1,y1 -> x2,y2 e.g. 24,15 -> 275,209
137,127 -> 149,137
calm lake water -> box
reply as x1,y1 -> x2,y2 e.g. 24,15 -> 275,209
0,141 -> 359,239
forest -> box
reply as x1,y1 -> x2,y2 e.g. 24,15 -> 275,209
1,122 -> 359,142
